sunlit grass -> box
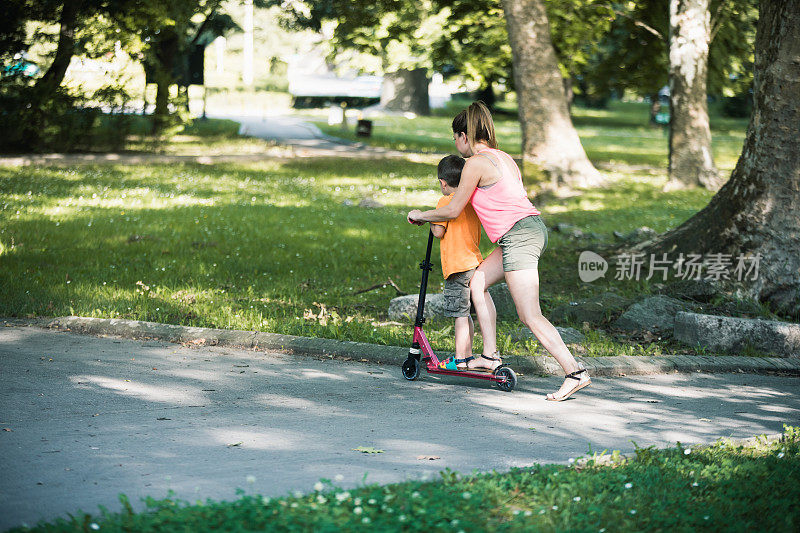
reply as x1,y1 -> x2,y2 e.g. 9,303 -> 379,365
1,156 -> 721,356
315,100 -> 747,173
0,160 -> 438,348
0,101 -> 752,356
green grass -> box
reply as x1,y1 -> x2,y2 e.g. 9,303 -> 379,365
316,100 -> 747,173
0,158 -> 441,347
0,100 -> 764,357
12,427 -> 800,532
0,153 -> 762,356
315,111 -> 520,155
0,155 -> 722,356
317,112 -> 523,156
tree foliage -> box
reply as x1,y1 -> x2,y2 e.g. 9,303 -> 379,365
0,0 -> 148,150
266,0 -> 756,110
0,0 -> 243,142
582,0 -> 757,103
273,0 -> 445,73
430,0 -> 512,90
132,0 -> 238,123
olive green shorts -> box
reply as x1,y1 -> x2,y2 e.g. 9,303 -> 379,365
443,268 -> 475,318
497,215 -> 548,272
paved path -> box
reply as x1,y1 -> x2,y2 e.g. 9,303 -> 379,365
229,114 -> 416,158
1,325 -> 798,529
227,114 -> 341,148
0,115 -> 433,167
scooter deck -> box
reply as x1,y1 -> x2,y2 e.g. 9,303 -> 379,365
425,364 -> 507,383
431,365 -> 496,373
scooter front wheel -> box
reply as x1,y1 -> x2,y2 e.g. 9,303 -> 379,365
402,357 -> 421,381
494,366 -> 517,392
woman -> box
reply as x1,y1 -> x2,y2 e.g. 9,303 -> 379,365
407,102 -> 590,401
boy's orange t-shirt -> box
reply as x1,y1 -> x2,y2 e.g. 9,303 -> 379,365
435,194 -> 483,279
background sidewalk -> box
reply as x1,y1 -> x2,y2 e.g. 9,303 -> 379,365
0,115 -> 436,167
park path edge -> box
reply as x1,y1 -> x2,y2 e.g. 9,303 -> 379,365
3,316 -> 799,377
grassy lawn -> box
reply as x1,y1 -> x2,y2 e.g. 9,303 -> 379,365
315,100 -> 747,173
12,428 -> 799,532
0,153 -> 762,357
1,100 -> 766,357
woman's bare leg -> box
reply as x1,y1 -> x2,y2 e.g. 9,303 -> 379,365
469,248 -> 504,369
504,267 -> 590,399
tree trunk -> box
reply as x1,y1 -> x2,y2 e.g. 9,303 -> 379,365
34,0 -> 83,95
381,68 -> 430,116
152,33 -> 179,131
666,0 -> 720,190
563,77 -> 574,113
155,77 -> 170,119
500,0 -> 603,189
635,0 -> 800,316
475,82 -> 496,110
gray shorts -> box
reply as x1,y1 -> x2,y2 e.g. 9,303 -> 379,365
443,268 -> 476,318
497,215 -> 548,271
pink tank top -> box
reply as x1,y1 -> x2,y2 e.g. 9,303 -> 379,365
469,148 -> 540,243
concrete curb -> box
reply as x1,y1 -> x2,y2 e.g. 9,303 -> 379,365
41,316 -> 409,366
6,316 -> 798,377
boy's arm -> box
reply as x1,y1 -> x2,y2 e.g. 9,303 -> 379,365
429,195 -> 449,239
430,223 -> 446,239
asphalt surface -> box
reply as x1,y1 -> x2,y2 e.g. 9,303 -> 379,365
1,325 -> 799,530
225,113 -> 426,158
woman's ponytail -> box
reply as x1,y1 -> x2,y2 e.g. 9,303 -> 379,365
463,101 -> 498,150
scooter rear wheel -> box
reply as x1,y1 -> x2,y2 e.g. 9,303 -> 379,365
494,366 -> 517,392
402,357 -> 421,381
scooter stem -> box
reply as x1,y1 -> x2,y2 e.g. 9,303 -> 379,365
414,230 -> 434,328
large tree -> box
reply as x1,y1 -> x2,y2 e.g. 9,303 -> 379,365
135,0 -> 238,128
666,0 -> 720,190
634,0 -> 800,316
2,0 -> 112,98
284,0 -> 608,184
431,0 -> 613,110
33,0 -> 86,95
0,0 -> 151,150
582,0 -> 756,121
500,0 -> 603,188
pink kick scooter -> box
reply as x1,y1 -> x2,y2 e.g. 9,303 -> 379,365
401,230 -> 518,391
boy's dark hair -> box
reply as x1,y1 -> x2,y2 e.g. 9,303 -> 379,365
437,154 -> 465,188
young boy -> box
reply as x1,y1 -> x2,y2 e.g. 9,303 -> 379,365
430,155 -> 483,370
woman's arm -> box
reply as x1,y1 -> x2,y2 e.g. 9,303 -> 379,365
430,223 -> 446,238
407,158 -> 486,223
